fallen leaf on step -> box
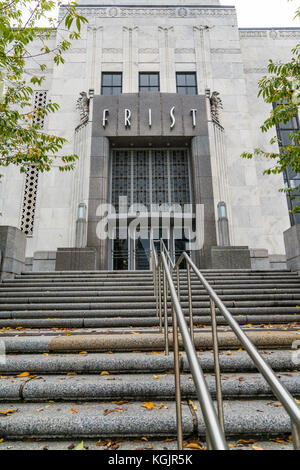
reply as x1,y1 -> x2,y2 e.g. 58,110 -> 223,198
184,443 -> 204,450
36,408 -> 44,412
226,351 -> 232,356
237,439 -> 256,445
0,409 -> 17,416
153,374 -> 167,379
111,400 -> 131,405
16,372 -> 30,377
100,371 -> 109,376
67,372 -> 77,376
270,438 -> 287,444
103,407 -> 123,416
295,399 -> 300,405
252,445 -> 264,451
141,437 -> 148,442
79,351 -> 88,355
0,439 -> 4,443
73,441 -> 84,451
142,402 -> 157,410
238,377 -> 246,382
145,445 -> 153,449
69,408 -> 78,414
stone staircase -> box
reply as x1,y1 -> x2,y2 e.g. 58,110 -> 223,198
0,269 -> 299,450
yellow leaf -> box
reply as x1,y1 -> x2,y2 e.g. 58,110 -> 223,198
0,438 -> 4,443
0,409 -> 16,415
73,441 -> 84,450
142,402 -> 157,410
252,445 -> 264,451
226,351 -> 232,356
100,371 -> 109,376
79,351 -> 88,355
67,372 -> 77,376
185,443 -> 204,450
16,372 -> 30,377
69,408 -> 78,414
153,374 -> 167,379
141,437 -> 148,441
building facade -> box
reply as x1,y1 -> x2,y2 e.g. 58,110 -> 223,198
1,0 -> 300,271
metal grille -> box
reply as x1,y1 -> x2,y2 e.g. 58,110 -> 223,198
111,149 -> 191,211
20,166 -> 39,236
33,90 -> 47,127
111,149 -> 131,212
170,149 -> 190,205
20,91 -> 47,236
133,150 -> 150,207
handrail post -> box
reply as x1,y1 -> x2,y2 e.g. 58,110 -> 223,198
292,421 -> 300,450
172,303 -> 183,450
186,262 -> 194,346
210,298 -> 225,433
158,266 -> 162,332
163,268 -> 169,355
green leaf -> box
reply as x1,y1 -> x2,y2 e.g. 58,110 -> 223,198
73,441 -> 84,451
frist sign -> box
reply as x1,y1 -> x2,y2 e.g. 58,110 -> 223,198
92,92 -> 208,138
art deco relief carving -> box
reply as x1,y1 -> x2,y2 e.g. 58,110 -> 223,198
60,6 -> 236,19
102,48 -> 123,54
244,68 -> 268,74
139,48 -> 159,54
175,48 -> 195,54
210,48 -> 241,54
239,31 -> 268,38
239,29 -> 300,39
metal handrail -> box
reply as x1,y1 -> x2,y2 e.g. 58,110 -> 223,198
151,240 -> 300,450
151,240 -> 227,450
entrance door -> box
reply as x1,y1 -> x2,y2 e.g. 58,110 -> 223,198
110,148 -> 192,270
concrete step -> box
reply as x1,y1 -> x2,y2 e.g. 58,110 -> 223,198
2,282 -> 300,291
1,299 -> 300,311
0,350 -> 298,374
2,292 -> 300,303
1,372 -> 300,402
15,271 -> 297,278
0,437 -> 292,451
0,316 -> 299,330
1,287 -> 300,296
0,400 -> 293,439
1,331 -> 299,353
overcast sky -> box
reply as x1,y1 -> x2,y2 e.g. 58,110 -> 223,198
221,0 -> 300,27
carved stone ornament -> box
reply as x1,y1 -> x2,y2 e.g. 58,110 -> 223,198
76,91 -> 90,124
210,91 -> 223,124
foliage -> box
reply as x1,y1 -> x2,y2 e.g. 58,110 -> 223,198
241,2 -> 300,213
0,1 -> 87,173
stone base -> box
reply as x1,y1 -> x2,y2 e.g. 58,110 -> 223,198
0,226 -> 26,279
33,251 -> 56,272
55,248 -> 98,271
284,225 -> 300,272
201,246 -> 251,270
250,249 -> 270,270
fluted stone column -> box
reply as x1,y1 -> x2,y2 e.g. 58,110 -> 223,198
87,136 -> 110,269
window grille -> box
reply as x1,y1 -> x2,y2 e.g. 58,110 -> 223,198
111,149 -> 191,212
20,91 -> 47,235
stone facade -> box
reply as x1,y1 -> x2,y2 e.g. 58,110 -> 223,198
0,0 -> 299,270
